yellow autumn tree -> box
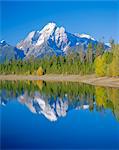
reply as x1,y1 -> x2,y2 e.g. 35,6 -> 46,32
109,45 -> 119,77
37,67 -> 43,76
95,55 -> 106,77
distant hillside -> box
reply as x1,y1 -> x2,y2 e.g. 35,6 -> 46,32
0,40 -> 25,63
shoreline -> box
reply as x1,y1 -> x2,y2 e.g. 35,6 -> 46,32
0,74 -> 119,88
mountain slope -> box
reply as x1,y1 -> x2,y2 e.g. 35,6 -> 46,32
17,22 -> 101,59
0,40 -> 25,63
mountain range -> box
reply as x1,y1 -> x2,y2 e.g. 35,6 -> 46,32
0,22 -> 110,62
0,40 -> 25,63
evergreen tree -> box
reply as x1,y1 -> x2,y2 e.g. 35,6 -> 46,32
86,43 -> 93,63
96,42 -> 104,57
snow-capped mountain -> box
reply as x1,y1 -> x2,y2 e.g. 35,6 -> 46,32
1,23 -> 110,62
17,22 -> 100,59
0,40 -> 25,63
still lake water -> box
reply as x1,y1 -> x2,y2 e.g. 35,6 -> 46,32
0,80 -> 119,149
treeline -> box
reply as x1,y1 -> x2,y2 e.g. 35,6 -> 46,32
0,42 -> 119,77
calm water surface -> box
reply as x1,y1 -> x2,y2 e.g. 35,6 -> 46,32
0,80 -> 119,149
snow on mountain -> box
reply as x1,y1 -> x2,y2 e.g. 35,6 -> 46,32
105,42 -> 111,48
0,40 -> 7,46
17,22 -> 99,59
0,23 -> 109,61
75,33 -> 95,41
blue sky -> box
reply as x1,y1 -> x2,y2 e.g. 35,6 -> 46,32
0,0 -> 119,45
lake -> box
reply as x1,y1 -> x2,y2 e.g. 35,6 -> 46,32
0,80 -> 119,149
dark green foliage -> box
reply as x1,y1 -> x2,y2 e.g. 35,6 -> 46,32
0,52 -> 95,75
0,42 -> 118,77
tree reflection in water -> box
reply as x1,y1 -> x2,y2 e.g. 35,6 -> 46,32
0,80 -> 119,121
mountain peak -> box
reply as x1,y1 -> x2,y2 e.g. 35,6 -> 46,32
0,40 -> 6,46
39,22 -> 57,35
41,22 -> 57,31
16,23 -> 110,59
34,22 -> 57,46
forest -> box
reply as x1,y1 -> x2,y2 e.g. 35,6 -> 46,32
0,41 -> 119,77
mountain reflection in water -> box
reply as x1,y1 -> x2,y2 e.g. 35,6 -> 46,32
0,80 -> 119,121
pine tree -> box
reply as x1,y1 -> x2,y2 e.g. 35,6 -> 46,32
86,43 -> 93,63
96,42 -> 104,57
